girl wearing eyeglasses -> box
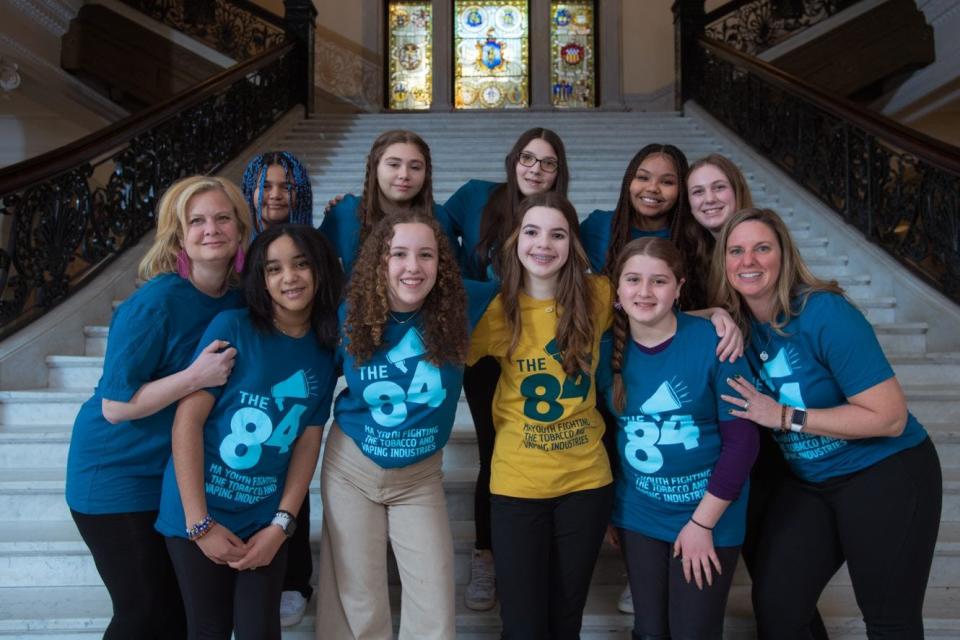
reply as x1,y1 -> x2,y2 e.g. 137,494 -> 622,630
441,128 -> 570,611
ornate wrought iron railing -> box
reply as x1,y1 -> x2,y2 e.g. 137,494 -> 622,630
0,42 -> 297,340
674,1 -> 960,304
705,0 -> 858,56
118,0 -> 286,60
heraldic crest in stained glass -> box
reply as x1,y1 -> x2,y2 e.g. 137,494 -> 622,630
479,29 -> 506,71
399,43 -> 422,70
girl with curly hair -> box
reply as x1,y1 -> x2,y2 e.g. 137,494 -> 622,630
600,237 -> 758,638
443,126 -> 570,611
157,224 -> 343,638
66,175 -> 251,639
467,191 -> 615,638
319,129 -> 455,277
315,210 -> 496,640
241,151 -> 314,233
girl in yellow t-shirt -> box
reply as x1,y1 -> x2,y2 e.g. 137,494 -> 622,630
469,191 -> 614,638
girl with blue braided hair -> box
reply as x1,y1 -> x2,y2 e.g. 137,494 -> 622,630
241,151 -> 322,626
242,151 -> 314,232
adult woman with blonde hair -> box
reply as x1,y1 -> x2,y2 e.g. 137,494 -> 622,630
316,210 -> 495,639
66,175 -> 251,639
715,207 -> 942,639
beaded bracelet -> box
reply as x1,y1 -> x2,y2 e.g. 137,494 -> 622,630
780,403 -> 789,432
187,514 -> 215,541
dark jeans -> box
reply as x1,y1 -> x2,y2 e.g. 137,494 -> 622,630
166,534 -> 288,640
752,438 -> 942,640
620,528 -> 739,640
71,509 -> 186,640
282,498 -> 312,598
742,430 -> 829,640
491,484 -> 614,640
464,356 -> 499,551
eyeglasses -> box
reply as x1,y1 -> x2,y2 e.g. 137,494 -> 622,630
517,151 -> 559,174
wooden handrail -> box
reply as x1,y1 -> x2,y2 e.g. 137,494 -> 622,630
229,0 -> 284,27
697,35 -> 960,175
0,41 -> 295,195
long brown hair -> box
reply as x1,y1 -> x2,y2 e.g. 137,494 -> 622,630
355,130 -> 434,248
344,210 -> 467,366
685,153 -> 754,303
710,208 -> 844,337
609,237 -> 685,412
498,192 -> 594,376
476,128 -> 569,277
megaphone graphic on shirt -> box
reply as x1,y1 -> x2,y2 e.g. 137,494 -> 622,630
386,328 -> 426,374
763,348 -> 795,379
271,369 -> 310,411
640,380 -> 683,416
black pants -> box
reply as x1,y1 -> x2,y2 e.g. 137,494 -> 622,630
742,430 -> 829,640
491,484 -> 614,640
71,509 -> 186,640
464,356 -> 499,551
166,534 -> 289,640
752,438 -> 942,640
282,498 -> 312,598
620,528 -> 739,640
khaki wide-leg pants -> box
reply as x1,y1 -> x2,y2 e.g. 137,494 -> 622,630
316,424 -> 455,640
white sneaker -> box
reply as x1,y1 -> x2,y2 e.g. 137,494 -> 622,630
279,590 -> 307,627
465,549 -> 496,611
618,583 -> 634,614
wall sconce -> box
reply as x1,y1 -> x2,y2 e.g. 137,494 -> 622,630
0,58 -> 22,92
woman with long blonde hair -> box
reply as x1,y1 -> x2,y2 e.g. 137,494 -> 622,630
66,175 -> 251,638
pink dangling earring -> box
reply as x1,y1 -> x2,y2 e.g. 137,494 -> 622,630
176,249 -> 191,279
613,299 -> 623,311
233,246 -> 246,274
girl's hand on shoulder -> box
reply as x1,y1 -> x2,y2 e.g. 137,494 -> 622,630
722,375 -> 781,429
196,523 -> 247,564
710,309 -> 744,362
324,194 -> 345,213
674,521 -> 722,590
189,340 -> 237,389
228,525 -> 286,571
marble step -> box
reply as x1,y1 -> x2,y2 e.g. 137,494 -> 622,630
2,576 -> 959,639
2,511 -> 958,590
0,463 -> 957,525
282,131 -> 719,145
890,353 -> 960,385
1,416 -> 957,473
299,150 -> 726,168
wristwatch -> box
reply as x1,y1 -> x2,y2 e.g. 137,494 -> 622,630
271,510 -> 297,537
790,408 -> 807,432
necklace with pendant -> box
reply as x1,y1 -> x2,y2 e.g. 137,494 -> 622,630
756,323 -> 773,362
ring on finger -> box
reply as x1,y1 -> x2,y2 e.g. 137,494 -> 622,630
743,401 -> 751,410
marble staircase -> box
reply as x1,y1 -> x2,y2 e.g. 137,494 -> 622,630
0,111 -> 958,639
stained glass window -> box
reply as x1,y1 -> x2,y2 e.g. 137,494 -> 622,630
454,1 -> 529,109
387,2 -> 432,110
550,1 -> 595,108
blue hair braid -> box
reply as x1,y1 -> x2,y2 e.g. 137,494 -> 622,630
241,151 -> 314,232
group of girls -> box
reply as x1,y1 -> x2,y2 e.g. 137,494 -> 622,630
63,120 -> 942,640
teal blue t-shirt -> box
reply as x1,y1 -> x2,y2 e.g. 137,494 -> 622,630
441,179 -> 501,280
580,209 -> 671,273
747,292 -> 927,482
319,195 -> 457,278
334,280 -> 498,468
600,313 -> 753,546
66,274 -> 243,514
155,309 -> 336,539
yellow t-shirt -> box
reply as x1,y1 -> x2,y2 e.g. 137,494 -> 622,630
469,275 -> 615,498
